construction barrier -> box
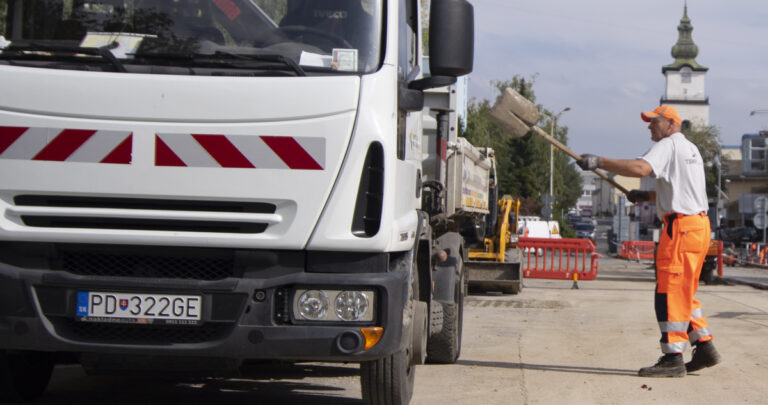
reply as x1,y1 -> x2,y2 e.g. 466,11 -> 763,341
740,242 -> 768,268
518,237 -> 600,281
717,239 -> 724,278
620,240 -> 655,261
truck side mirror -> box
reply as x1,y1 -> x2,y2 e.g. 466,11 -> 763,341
428,0 -> 474,77
408,0 -> 474,91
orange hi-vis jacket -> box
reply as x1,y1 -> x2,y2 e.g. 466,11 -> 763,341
655,212 -> 713,353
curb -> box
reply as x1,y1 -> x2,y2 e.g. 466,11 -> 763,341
722,277 -> 768,291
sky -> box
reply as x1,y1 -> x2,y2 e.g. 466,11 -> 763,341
468,0 -> 768,158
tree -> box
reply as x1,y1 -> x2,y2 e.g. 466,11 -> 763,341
1,1 -> 6,35
682,124 -> 724,200
252,0 -> 287,22
421,0 -> 430,54
461,75 -> 583,220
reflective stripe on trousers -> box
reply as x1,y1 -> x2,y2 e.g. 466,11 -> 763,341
655,213 -> 714,354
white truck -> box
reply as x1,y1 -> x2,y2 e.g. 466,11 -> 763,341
0,1 -> 482,403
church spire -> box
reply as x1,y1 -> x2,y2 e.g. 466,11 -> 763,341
663,2 -> 708,72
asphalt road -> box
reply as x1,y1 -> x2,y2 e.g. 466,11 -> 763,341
36,231 -> 768,404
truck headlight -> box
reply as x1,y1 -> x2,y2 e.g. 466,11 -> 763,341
293,289 -> 375,322
335,291 -> 370,321
297,290 -> 329,320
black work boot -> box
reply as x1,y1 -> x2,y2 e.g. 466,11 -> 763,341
686,341 -> 722,372
638,353 -> 686,378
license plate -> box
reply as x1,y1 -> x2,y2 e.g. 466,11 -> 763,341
76,291 -> 202,325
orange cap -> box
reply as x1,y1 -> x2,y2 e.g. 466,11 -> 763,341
641,105 -> 682,124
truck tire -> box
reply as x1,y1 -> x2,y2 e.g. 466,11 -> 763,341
0,351 -> 54,402
426,260 -> 465,364
429,301 -> 444,336
360,347 -> 414,405
411,301 -> 428,365
361,257 -> 418,405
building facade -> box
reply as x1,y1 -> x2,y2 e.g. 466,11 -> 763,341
577,171 -> 598,216
721,133 -> 768,228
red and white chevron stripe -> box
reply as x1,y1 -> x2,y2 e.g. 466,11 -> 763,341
155,133 -> 324,170
0,126 -> 132,164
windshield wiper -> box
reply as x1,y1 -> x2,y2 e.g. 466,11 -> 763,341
1,42 -> 127,72
211,51 -> 306,76
135,50 -> 306,76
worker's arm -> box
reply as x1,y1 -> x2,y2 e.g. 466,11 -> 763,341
576,154 -> 655,203
576,154 -> 653,178
597,157 -> 653,178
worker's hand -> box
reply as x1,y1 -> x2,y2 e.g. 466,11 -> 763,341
576,154 -> 600,171
627,189 -> 650,203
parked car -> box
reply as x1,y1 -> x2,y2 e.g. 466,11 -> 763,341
566,213 -> 580,226
574,222 -> 596,241
723,227 -> 760,244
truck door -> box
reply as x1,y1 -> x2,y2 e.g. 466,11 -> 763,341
397,0 -> 423,163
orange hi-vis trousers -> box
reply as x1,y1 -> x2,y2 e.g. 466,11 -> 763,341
655,212 -> 713,354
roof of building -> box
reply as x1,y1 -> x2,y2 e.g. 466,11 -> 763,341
662,3 -> 708,73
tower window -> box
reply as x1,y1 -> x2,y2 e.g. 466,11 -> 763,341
681,69 -> 692,83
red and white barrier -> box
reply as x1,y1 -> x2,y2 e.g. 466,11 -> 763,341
620,240 -> 655,261
518,237 -> 600,281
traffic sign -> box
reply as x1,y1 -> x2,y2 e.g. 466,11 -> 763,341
754,195 -> 768,213
541,193 -> 554,220
755,213 -> 767,229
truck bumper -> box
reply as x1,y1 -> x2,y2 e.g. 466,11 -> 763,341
0,247 -> 409,362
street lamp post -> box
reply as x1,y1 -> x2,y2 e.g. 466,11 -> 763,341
542,107 -> 570,219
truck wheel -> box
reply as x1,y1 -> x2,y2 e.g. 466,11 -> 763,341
360,264 -> 419,405
0,351 -> 54,402
360,346 -> 414,405
411,301 -> 428,365
426,260 -> 465,364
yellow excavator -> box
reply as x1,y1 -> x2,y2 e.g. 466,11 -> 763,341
465,195 -> 523,294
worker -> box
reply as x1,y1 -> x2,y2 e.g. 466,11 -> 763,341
750,242 -> 758,264
575,105 -> 720,377
724,243 -> 738,266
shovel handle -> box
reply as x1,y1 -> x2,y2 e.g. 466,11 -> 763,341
531,126 -> 630,195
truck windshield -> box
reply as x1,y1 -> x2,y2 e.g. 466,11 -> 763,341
0,0 -> 383,75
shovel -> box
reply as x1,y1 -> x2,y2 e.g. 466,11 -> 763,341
488,87 -> 630,195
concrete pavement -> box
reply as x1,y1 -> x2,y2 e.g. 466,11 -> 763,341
413,253 -> 768,405
721,264 -> 768,290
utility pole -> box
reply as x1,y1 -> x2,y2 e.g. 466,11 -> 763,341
541,107 -> 570,220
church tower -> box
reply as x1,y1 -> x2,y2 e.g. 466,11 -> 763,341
661,3 -> 709,129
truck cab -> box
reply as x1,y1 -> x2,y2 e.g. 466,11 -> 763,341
0,0 -> 474,403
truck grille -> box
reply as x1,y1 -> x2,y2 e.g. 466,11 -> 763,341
60,250 -> 235,280
53,319 -> 232,345
11,195 -> 278,234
